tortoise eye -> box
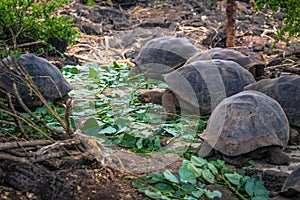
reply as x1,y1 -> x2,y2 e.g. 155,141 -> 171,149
138,94 -> 146,100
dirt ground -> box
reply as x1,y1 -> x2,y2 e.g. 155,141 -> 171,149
1,0 -> 300,199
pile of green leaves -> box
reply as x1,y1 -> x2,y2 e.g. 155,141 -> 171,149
133,156 -> 270,200
63,62 -> 206,153
0,0 -> 79,57
256,0 -> 300,43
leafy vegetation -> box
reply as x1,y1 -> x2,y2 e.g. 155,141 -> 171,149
61,62 -> 270,199
62,61 -> 206,153
0,103 -> 69,138
133,156 -> 269,200
255,0 -> 300,43
0,0 -> 79,57
0,59 -> 271,199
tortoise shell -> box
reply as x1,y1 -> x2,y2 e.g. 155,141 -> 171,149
163,59 -> 256,115
245,76 -> 300,129
130,36 -> 199,80
200,90 -> 289,157
186,48 -> 264,78
0,54 -> 72,108
280,167 -> 300,197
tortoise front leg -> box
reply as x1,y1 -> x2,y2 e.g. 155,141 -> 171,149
161,90 -> 179,121
268,146 -> 290,165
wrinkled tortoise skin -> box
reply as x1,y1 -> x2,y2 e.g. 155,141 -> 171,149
164,59 -> 256,115
186,48 -> 264,79
199,90 -> 290,165
0,54 -> 72,108
279,167 -> 300,197
130,36 -> 199,80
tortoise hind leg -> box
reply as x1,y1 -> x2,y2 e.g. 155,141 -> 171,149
161,90 -> 179,121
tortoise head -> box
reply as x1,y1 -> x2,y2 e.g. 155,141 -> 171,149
138,89 -> 165,105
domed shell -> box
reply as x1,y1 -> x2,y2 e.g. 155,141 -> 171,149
200,90 -> 289,156
280,167 -> 300,197
186,48 -> 264,78
0,54 -> 73,108
163,60 -> 256,115
245,76 -> 300,129
131,36 -> 199,80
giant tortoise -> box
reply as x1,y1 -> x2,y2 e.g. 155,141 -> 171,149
129,36 -> 199,80
186,48 -> 265,79
138,59 -> 256,120
279,167 -> 300,198
197,90 -> 290,165
245,76 -> 300,144
0,54 -> 72,108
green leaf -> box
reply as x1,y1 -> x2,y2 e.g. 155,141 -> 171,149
163,128 -> 178,136
186,162 -> 202,177
70,118 -> 76,128
142,138 -> 154,151
251,197 -> 268,200
155,183 -> 174,192
80,117 -> 101,136
207,163 -> 218,175
245,177 -> 255,197
89,66 -> 98,78
132,176 -> 148,188
115,117 -> 131,128
190,156 -> 207,167
202,169 -> 215,184
154,136 -> 161,149
119,133 -> 136,148
98,126 -> 117,134
205,189 -> 222,199
163,170 -> 179,184
181,182 -> 196,193
70,66 -> 80,74
191,190 -> 204,198
144,189 -> 163,199
136,138 -> 144,149
148,173 -> 165,183
179,160 -> 197,184
225,172 -> 242,186
112,61 -> 120,69
184,196 -> 198,200
253,179 -> 269,197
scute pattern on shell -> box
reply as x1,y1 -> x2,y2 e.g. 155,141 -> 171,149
280,167 -> 300,196
0,54 -> 72,108
132,36 -> 199,80
186,48 -> 256,70
245,76 -> 300,129
163,60 -> 256,115
200,90 -> 289,156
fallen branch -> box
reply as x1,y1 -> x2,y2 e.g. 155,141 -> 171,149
0,150 -> 81,163
0,140 -> 52,151
0,153 -> 29,162
36,137 -> 81,155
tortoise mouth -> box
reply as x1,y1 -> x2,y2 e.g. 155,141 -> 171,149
137,94 -> 152,103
